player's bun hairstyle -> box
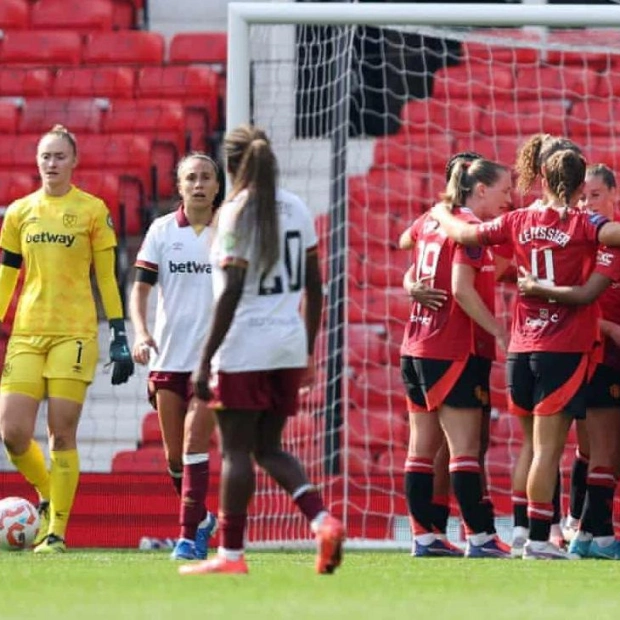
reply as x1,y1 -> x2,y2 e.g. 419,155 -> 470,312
442,158 -> 509,211
543,149 -> 586,209
444,151 -> 483,183
176,152 -> 225,210
515,133 -> 582,193
224,124 -> 279,274
42,124 -> 78,157
586,163 -> 616,190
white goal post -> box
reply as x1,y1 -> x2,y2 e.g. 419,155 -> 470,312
227,2 -> 620,130
226,2 -> 620,550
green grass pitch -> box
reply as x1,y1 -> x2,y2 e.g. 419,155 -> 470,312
1,550 -> 619,620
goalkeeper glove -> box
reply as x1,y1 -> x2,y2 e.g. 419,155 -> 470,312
109,318 -> 135,385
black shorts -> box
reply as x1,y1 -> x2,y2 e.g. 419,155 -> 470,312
586,363 -> 620,409
473,355 -> 492,414
400,355 -> 486,412
506,351 -> 588,419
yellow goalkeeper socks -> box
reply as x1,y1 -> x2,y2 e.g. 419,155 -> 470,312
49,449 -> 80,539
7,439 -> 50,501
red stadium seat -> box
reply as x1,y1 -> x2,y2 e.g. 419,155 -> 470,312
583,137 -> 620,171
568,101 -> 617,137
348,209 -> 403,251
0,30 -> 82,66
432,63 -> 514,102
140,411 -> 161,446
490,414 -> 523,446
348,168 -> 425,219
0,171 -> 37,206
479,99 -> 568,137
461,29 -> 541,65
348,407 -> 407,454
18,98 -> 104,134
111,0 -> 140,29
82,31 -> 165,66
0,134 -> 39,169
349,286 -> 411,326
72,171 -> 122,230
516,65 -> 600,101
356,248 -> 411,288
0,68 -> 53,97
52,66 -> 135,99
400,98 -> 482,136
0,101 -> 19,133
0,0 -> 28,29
373,132 -> 455,173
103,99 -> 187,197
30,0 -> 114,34
544,30 -> 616,69
456,135 -> 526,168
103,99 -> 185,152
136,66 -> 220,139
169,32 -> 227,66
111,447 -> 167,473
348,324 -> 389,369
375,447 -> 409,474
77,134 -> 152,233
349,365 -> 406,413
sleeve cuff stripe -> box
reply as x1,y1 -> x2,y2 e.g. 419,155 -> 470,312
221,257 -> 248,268
135,260 -> 158,273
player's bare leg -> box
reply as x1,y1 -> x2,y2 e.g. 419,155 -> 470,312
524,413 -> 573,560
254,413 -> 344,574
180,409 -> 257,575
511,416 -> 533,557
570,408 -> 620,559
176,399 -> 218,560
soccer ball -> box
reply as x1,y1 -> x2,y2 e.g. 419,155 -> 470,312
0,497 -> 40,551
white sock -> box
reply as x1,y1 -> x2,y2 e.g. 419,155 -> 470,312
414,532 -> 436,545
576,531 -> 593,542
219,546 -> 243,561
469,532 -> 492,546
513,526 -> 529,541
593,535 -> 615,548
310,511 -> 328,534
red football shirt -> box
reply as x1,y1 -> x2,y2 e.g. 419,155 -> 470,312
594,245 -> 620,370
455,244 -> 497,361
477,204 -> 606,353
401,208 -> 482,360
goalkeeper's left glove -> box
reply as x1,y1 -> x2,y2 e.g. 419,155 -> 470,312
109,318 -> 135,385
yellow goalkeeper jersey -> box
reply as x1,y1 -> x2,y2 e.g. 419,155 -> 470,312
0,185 -> 117,337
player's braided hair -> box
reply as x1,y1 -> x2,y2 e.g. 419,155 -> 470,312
224,124 -> 279,274
515,133 -> 582,193
586,163 -> 616,190
444,151 -> 482,182
543,149 -> 586,212
442,158 -> 508,211
43,124 -> 78,157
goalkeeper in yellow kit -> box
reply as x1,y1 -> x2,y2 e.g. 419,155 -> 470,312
0,125 -> 134,553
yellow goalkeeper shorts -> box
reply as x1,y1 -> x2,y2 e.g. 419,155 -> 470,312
1,335 -> 98,402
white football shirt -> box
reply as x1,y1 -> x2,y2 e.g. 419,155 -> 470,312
211,187 -> 318,372
135,206 -> 214,372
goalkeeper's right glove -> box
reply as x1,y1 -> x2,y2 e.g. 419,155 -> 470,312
109,319 -> 135,385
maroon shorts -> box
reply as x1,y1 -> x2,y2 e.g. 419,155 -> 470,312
148,371 -> 193,408
211,368 -> 305,416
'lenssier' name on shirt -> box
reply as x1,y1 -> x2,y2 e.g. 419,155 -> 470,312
517,227 -> 570,247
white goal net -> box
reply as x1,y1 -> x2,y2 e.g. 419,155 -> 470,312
235,3 -> 620,548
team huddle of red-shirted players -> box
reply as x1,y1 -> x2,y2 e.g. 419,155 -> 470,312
401,132 -> 620,560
